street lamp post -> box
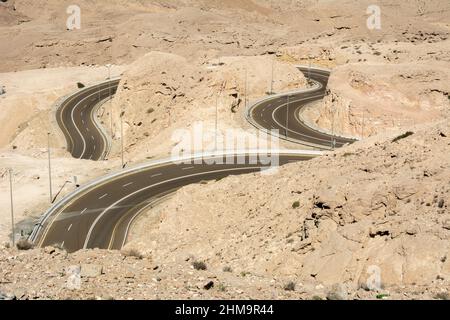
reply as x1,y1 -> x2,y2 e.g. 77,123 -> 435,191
308,58 -> 311,86
244,68 -> 248,109
8,168 -> 15,246
331,107 -> 335,149
215,89 -> 219,152
362,109 -> 365,139
47,132 -> 53,203
120,110 -> 125,169
286,95 -> 290,138
270,59 -> 274,94
106,64 -> 113,138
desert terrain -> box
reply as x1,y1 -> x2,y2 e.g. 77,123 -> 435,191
0,0 -> 449,300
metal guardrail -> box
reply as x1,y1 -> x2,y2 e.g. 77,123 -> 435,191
29,148 -> 323,243
91,96 -> 114,160
30,65 -> 354,244
244,65 -> 359,148
51,78 -> 120,159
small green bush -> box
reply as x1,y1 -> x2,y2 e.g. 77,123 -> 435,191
192,261 -> 207,271
121,248 -> 144,259
434,292 -> 450,300
16,239 -> 34,251
283,281 -> 296,291
223,266 -> 232,273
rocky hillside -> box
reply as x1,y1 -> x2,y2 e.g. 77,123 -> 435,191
123,116 -> 450,299
101,52 -> 305,160
1,116 -> 448,300
2,0 -> 449,72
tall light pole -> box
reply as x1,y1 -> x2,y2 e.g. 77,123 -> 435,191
120,110 -> 125,169
285,95 -> 290,138
331,107 -> 335,149
244,68 -> 248,109
8,168 -> 15,246
215,88 -> 219,152
270,59 -> 274,94
362,109 -> 365,139
47,132 -> 53,203
106,64 -> 113,138
308,57 -> 311,86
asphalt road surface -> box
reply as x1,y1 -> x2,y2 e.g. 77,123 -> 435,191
35,153 -> 315,252
35,66 -> 353,252
56,79 -> 120,160
248,67 -> 356,148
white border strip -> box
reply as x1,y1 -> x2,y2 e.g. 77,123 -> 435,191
245,65 -> 358,148
91,95 -> 114,160
52,78 -> 120,159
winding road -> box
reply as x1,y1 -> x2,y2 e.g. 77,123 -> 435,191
32,152 -> 319,252
31,66 -> 354,252
56,79 -> 120,160
247,67 -> 356,149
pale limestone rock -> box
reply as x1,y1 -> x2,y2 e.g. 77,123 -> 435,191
80,264 -> 103,278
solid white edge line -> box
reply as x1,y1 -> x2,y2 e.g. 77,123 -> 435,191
30,149 -> 321,243
69,84 -> 118,159
83,166 -> 262,249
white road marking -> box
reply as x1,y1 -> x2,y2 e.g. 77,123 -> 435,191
86,127 -> 90,132
182,166 -> 195,170
67,224 -> 73,232
99,193 -> 108,199
69,84 -> 117,159
91,135 -> 94,140
151,173 -> 162,178
61,241 -> 65,248
84,166 -> 262,249
82,119 -> 85,124
123,182 -> 134,187
80,208 -> 88,214
270,94 -> 333,143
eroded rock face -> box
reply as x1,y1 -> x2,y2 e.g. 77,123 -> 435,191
0,0 -> 449,301
124,114 -> 450,297
102,52 -> 305,160
80,264 -> 103,278
302,63 -> 450,138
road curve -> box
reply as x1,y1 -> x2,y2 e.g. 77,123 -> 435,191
31,151 -> 320,252
56,79 -> 120,160
247,67 -> 356,149
34,66 -> 354,252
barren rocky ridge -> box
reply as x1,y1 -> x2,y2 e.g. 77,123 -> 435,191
0,0 -> 449,300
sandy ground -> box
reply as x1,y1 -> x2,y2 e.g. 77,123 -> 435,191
0,0 -> 449,299
123,115 -> 450,299
0,65 -> 124,243
0,114 -> 449,300
101,52 -> 307,162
